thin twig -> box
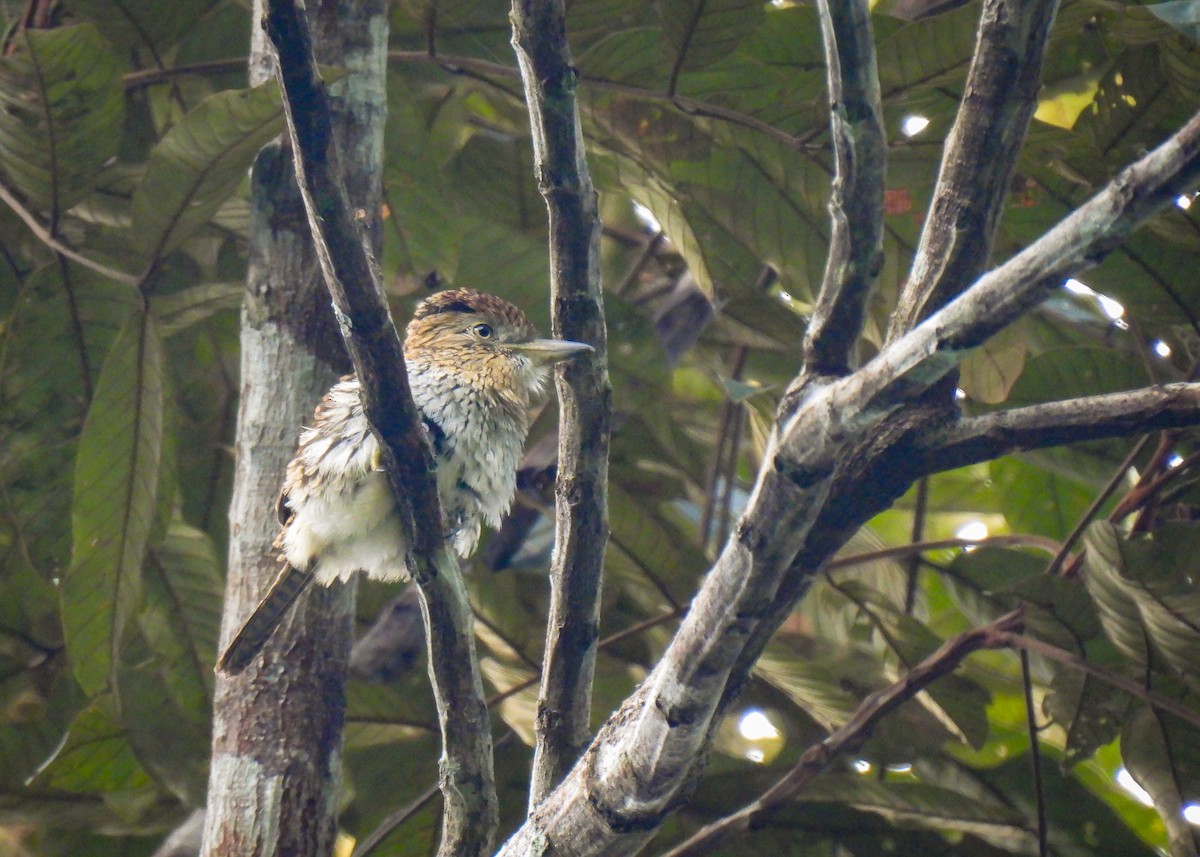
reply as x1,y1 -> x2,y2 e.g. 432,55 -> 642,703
1020,650 -> 1048,857
0,179 -> 138,286
999,632 -> 1200,731
390,51 -> 813,151
613,230 -> 664,298
903,477 -> 929,614
1045,436 -> 1149,576
659,609 -> 1026,857
825,533 -> 1064,572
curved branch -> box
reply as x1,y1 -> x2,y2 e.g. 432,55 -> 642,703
0,179 -> 139,286
803,0 -> 886,375
262,2 -> 497,854
822,106 -> 1200,419
500,103 -> 1200,857
887,0 -> 1060,341
510,0 -> 613,807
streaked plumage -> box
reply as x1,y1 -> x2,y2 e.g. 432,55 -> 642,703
217,288 -> 591,674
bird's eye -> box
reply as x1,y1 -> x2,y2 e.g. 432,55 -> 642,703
472,323 -> 494,339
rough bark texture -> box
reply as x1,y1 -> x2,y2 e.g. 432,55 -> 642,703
803,0 -> 886,375
887,0 -> 1060,340
511,0 -> 612,808
262,1 -> 497,854
498,104 -> 1200,857
200,3 -> 385,856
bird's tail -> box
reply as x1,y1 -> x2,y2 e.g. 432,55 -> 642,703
216,563 -> 314,674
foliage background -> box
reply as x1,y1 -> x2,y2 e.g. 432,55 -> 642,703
1,0 -> 1200,854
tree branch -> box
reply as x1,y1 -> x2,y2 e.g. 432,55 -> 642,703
261,2 -> 497,854
998,631 -> 1200,732
510,0 -> 613,807
0,178 -> 139,286
807,106 -> 1200,422
887,0 -> 1060,340
802,0 -> 885,376
918,383 -> 1200,473
660,609 -> 1026,857
499,101 -> 1200,857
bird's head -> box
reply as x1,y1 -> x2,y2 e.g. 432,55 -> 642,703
404,288 -> 593,404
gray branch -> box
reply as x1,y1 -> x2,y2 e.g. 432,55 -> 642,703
499,100 -> 1200,857
920,383 -> 1200,472
510,0 -> 613,807
802,0 -> 886,376
887,0 -> 1060,341
262,2 -> 497,854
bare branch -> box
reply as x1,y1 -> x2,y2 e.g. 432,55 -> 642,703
802,0 -> 885,376
817,107 -> 1200,417
261,2 -> 496,854
659,610 -> 1026,857
510,0 -> 612,807
918,383 -> 1200,473
0,178 -> 139,286
887,0 -> 1060,341
500,103 -> 1200,857
999,632 -> 1200,731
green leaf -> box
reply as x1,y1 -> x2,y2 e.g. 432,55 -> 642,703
131,82 -> 283,261
1044,668 -> 1134,766
1083,522 -> 1200,679
804,777 -> 1029,841
656,0 -> 764,81
116,626 -> 210,805
959,324 -> 1028,405
149,282 -> 243,336
988,457 -> 1093,540
0,25 -> 124,215
65,0 -> 220,66
138,520 -> 224,713
0,264 -> 141,582
1121,706 -> 1200,857
875,3 -> 980,98
63,310 -> 164,697
30,696 -> 155,797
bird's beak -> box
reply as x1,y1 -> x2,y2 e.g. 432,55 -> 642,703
509,338 -> 594,364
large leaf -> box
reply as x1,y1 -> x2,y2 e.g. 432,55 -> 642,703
0,264 -> 140,579
0,24 -> 123,216
65,0 -> 221,68
1083,522 -> 1200,680
131,83 -> 283,261
30,695 -> 155,798
62,310 -> 164,696
1044,668 -> 1134,766
1121,705 -> 1200,857
655,0 -> 764,82
137,520 -> 224,714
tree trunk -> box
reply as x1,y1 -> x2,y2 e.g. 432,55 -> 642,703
201,2 -> 387,855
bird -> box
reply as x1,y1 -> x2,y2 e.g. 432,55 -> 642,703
217,288 -> 592,674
